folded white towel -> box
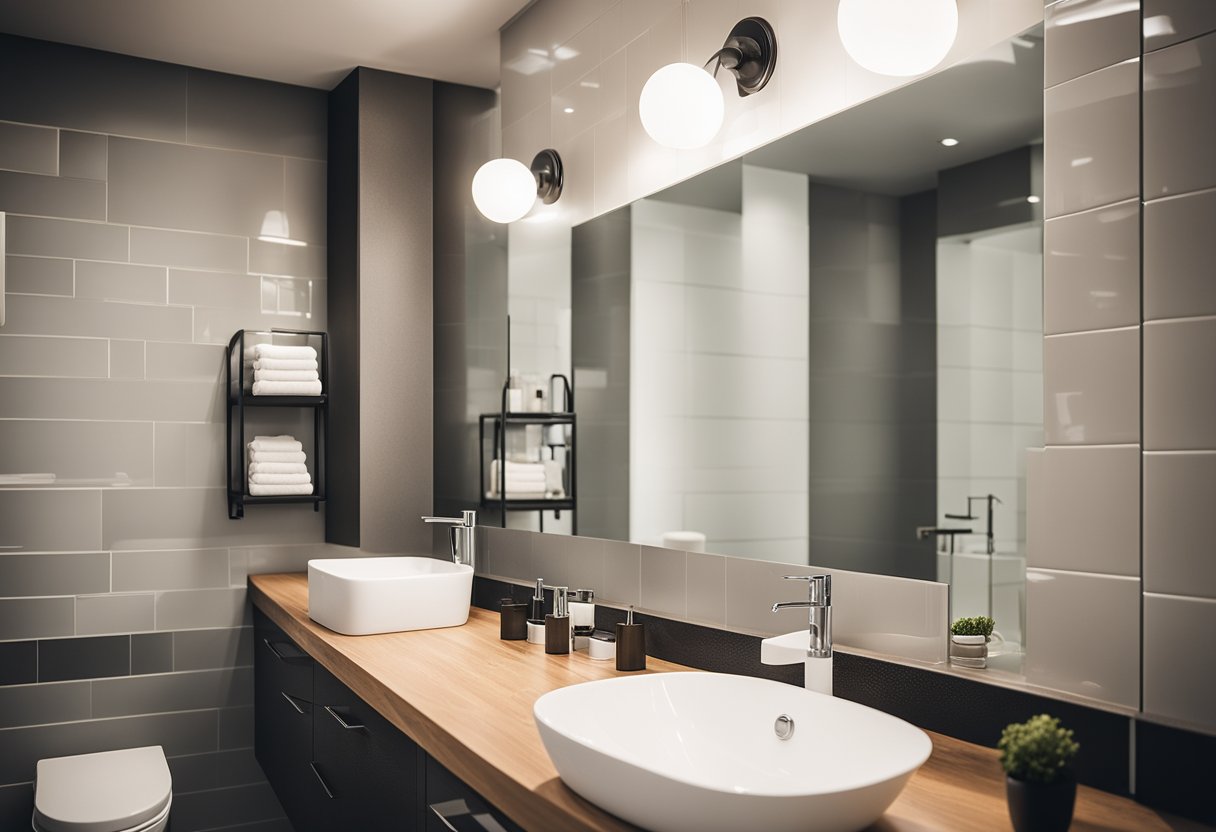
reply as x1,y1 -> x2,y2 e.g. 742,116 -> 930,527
248,436 -> 303,452
252,379 -> 322,397
502,461 -> 545,474
253,369 -> 320,382
248,450 -> 307,463
249,482 -> 314,496
249,472 -> 312,485
249,462 -> 308,474
250,357 -> 318,372
244,344 -> 317,361
490,460 -> 545,484
486,488 -> 547,499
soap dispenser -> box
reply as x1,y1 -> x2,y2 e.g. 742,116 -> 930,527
544,586 -> 571,655
526,578 -> 546,645
615,606 -> 646,671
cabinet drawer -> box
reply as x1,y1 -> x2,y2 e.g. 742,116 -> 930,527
254,608 -> 313,700
425,756 -> 523,832
313,664 -> 424,830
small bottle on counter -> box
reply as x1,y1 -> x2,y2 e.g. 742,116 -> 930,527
526,578 -> 547,645
615,605 -> 646,671
499,597 -> 528,640
545,586 -> 572,655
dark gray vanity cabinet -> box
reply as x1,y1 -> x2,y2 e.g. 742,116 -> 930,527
254,608 -> 521,832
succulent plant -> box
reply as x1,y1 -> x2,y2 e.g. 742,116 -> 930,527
999,714 -> 1080,784
950,615 -> 995,637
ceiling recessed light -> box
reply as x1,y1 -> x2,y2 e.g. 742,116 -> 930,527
939,137 -> 959,147
1026,195 -> 1041,204
563,107 -> 574,114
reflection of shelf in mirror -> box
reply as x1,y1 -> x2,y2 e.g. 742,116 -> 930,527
481,498 -> 575,512
489,412 -> 575,425
241,495 -> 326,507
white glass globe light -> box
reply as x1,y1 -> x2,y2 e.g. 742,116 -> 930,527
837,0 -> 959,77
639,62 -> 725,149
471,158 -> 537,223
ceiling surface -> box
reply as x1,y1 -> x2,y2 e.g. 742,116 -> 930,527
0,0 -> 533,90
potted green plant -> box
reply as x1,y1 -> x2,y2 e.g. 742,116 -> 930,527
949,615 -> 994,668
998,714 -> 1080,832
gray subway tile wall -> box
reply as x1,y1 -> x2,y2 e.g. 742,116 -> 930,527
0,34 -> 335,831
1140,8 -> 1216,733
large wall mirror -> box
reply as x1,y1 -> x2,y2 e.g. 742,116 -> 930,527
448,27 -> 1044,670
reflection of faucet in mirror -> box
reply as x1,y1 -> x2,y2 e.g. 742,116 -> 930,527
915,526 -> 972,554
944,494 -> 1002,555
421,510 -> 477,569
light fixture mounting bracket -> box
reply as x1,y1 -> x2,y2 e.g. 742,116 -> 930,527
721,17 -> 777,97
531,149 -> 563,205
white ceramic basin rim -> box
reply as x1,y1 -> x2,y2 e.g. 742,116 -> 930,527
534,672 -> 932,832
307,556 -> 472,635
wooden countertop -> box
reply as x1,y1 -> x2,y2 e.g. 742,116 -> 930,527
250,573 -> 1171,832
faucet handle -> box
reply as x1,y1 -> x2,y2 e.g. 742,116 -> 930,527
421,510 -> 477,527
783,574 -> 831,605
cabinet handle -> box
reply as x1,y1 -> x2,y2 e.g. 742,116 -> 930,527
309,762 -> 335,799
280,692 -> 306,714
324,705 -> 364,731
261,637 -> 304,662
428,800 -> 510,832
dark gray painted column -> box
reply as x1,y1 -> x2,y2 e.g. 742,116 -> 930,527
327,68 -> 434,553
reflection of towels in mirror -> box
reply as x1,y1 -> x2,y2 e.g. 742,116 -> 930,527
488,459 -> 558,498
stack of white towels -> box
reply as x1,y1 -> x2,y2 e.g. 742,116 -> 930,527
243,344 -> 322,396
487,460 -> 564,499
248,435 -> 313,496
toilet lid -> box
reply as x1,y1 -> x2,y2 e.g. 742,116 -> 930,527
34,746 -> 172,832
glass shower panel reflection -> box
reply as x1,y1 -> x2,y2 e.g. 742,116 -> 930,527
936,224 -> 1043,658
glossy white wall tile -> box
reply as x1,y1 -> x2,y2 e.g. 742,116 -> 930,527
1143,317 -> 1216,450
1144,452 -> 1216,599
1025,567 -> 1140,707
1045,0 -> 1140,87
1033,445 -> 1140,575
1144,188 -> 1216,321
1043,327 -> 1140,444
1043,59 -> 1139,218
1143,592 -> 1216,730
1043,198 -> 1140,334
1143,31 -> 1216,199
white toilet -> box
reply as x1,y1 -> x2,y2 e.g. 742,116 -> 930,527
32,746 -> 172,832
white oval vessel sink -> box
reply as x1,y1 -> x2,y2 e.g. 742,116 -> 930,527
533,672 -> 931,832
307,557 -> 472,635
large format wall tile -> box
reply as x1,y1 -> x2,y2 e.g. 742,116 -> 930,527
1043,199 -> 1139,334
154,422 -> 225,487
129,227 -> 247,272
0,170 -> 106,220
184,69 -> 327,160
1144,318 -> 1216,449
1045,0 -> 1141,88
0,420 -> 153,485
4,215 -> 127,261
0,378 -> 221,423
1025,568 -> 1140,707
1143,593 -> 1216,729
1144,452 -> 1216,598
2,256 -> 74,296
0,121 -> 57,175
108,137 -> 284,238
0,683 -> 91,730
75,261 -> 167,305
0,552 -> 109,597
1144,32 -> 1216,198
1044,327 -> 1140,444
1144,0 -> 1216,51
0,295 -> 191,342
58,131 -> 106,180
1144,189 -> 1216,320
92,667 -> 252,718
0,490 -> 101,552
0,598 -> 75,641
75,594 -> 155,636
0,34 -> 187,143
0,334 -> 109,378
113,549 -> 230,593
1032,446 -> 1140,575
1044,60 -> 1139,218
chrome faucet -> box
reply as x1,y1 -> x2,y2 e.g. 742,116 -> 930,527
772,575 -> 832,659
421,510 -> 477,569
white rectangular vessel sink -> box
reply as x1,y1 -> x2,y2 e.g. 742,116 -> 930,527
307,556 -> 472,635
534,672 -> 931,832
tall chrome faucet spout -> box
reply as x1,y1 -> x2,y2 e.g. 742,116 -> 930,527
421,510 -> 477,569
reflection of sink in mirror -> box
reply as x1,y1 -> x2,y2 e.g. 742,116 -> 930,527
533,672 -> 932,832
307,557 -> 472,635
